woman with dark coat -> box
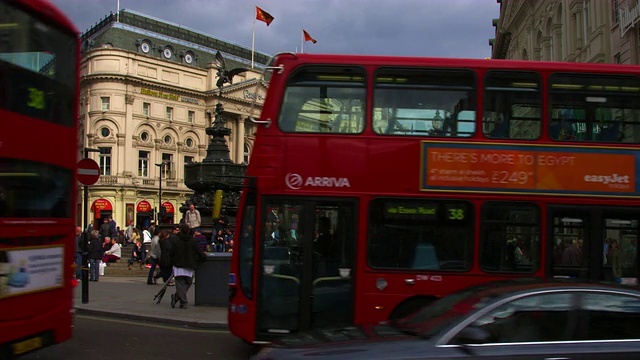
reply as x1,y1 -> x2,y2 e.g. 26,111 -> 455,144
154,229 -> 174,284
169,224 -> 207,309
88,230 -> 104,281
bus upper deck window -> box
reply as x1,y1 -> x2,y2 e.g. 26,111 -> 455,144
549,73 -> 640,144
483,71 -> 542,140
278,66 -> 366,134
373,67 -> 477,137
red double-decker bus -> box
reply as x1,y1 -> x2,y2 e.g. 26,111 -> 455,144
228,52 -> 640,343
0,0 -> 79,357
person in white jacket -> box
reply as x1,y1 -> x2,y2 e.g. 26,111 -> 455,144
101,237 -> 121,264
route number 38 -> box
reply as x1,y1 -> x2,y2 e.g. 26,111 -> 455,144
27,87 -> 45,110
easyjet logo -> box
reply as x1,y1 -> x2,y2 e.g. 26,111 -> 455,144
583,173 -> 630,185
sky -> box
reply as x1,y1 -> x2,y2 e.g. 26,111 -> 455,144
49,0 -> 500,59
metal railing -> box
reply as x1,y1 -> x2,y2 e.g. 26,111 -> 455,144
98,175 -> 118,185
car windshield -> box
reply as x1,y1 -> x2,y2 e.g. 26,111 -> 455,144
391,284 -> 504,338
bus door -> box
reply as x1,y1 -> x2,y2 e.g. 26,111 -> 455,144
548,206 -> 639,284
257,198 -> 357,336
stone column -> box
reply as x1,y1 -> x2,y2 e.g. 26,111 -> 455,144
541,36 -> 552,61
552,24 -> 563,62
235,115 -> 245,164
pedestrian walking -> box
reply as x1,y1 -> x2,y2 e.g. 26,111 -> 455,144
169,224 -> 206,309
74,226 -> 83,280
87,230 -> 103,281
146,228 -> 161,284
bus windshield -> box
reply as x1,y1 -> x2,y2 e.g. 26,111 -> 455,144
0,1 -> 77,127
0,158 -> 73,218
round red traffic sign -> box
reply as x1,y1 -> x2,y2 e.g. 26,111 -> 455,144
77,158 -> 100,185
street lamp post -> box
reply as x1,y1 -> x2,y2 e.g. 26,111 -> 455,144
81,147 -> 100,304
155,162 -> 164,224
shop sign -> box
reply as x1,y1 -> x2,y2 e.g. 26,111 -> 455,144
243,90 -> 265,102
161,201 -> 175,213
180,97 -> 201,105
141,88 -> 179,101
91,199 -> 112,218
136,200 -> 151,213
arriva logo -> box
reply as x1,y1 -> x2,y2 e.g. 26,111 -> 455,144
285,173 -> 351,190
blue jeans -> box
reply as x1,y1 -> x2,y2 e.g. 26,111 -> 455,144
146,257 -> 158,284
89,259 -> 100,281
75,252 -> 82,279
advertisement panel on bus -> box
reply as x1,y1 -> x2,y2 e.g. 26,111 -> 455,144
422,141 -> 638,197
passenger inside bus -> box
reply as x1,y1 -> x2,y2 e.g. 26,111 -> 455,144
598,118 -> 624,142
314,216 -> 334,259
549,112 -> 577,140
490,113 -> 510,138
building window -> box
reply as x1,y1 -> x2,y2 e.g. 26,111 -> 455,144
143,102 -> 150,116
184,156 -> 194,178
162,153 -> 175,179
583,0 -> 590,41
98,147 -> 111,176
613,0 -> 620,23
140,131 -> 149,142
164,135 -> 172,144
244,143 -> 250,164
166,106 -> 173,120
100,127 -> 110,137
185,138 -> 194,148
101,97 -> 110,111
188,110 -> 195,124
138,151 -> 149,177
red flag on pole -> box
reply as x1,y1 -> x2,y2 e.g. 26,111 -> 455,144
303,29 -> 317,44
256,6 -> 274,26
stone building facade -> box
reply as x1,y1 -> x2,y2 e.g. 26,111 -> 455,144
78,10 -> 269,230
491,0 -> 640,65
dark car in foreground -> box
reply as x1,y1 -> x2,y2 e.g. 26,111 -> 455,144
253,279 -> 640,359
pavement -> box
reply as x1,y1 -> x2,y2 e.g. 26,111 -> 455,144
73,274 -> 228,329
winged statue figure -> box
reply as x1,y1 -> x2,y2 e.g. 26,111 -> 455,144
215,51 -> 247,89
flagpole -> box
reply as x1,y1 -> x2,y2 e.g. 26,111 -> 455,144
301,29 -> 304,54
116,0 -> 120,22
251,19 -> 255,69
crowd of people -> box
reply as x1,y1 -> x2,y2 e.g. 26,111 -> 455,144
76,210 -> 235,309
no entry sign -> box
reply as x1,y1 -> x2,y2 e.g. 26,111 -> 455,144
77,158 -> 100,185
